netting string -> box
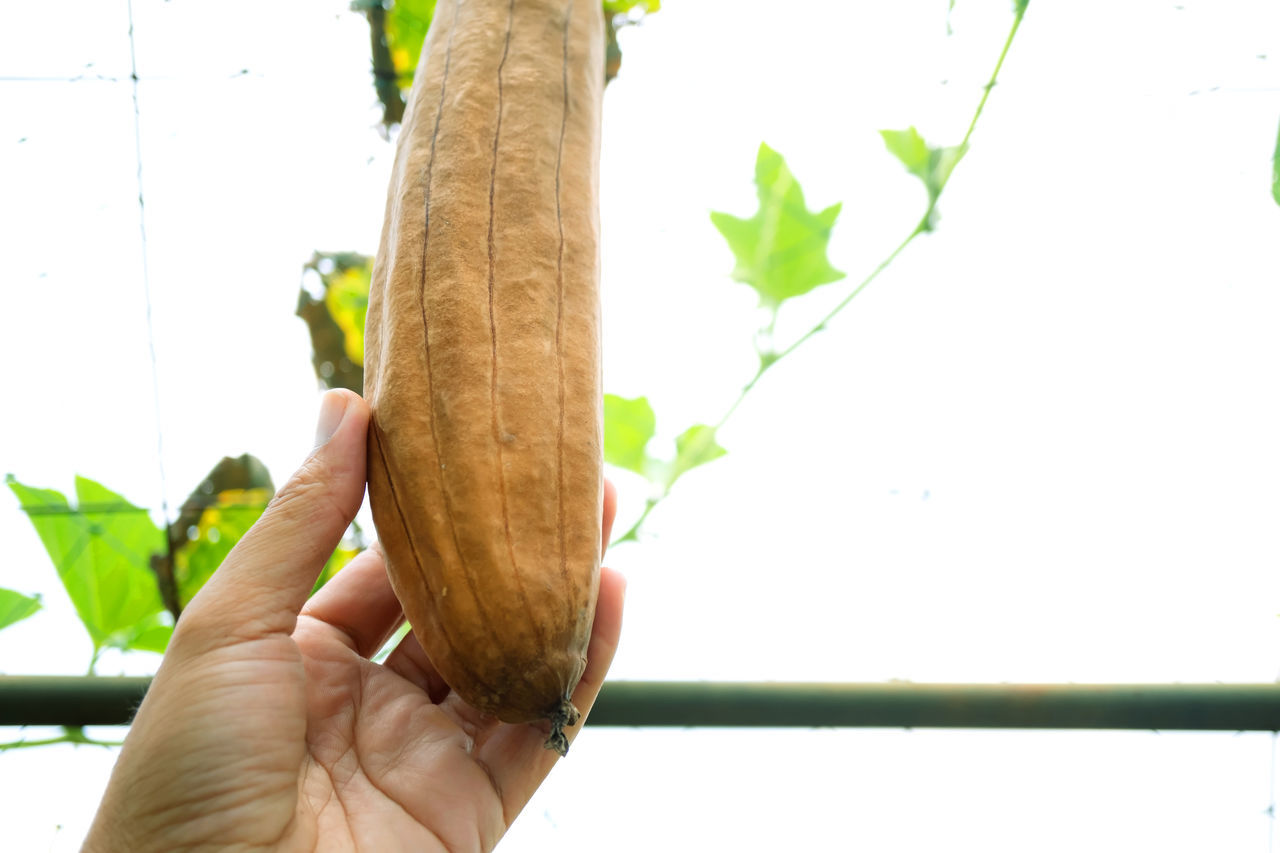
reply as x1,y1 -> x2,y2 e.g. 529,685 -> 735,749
125,0 -> 171,533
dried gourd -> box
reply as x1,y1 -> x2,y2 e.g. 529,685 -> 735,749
363,0 -> 605,756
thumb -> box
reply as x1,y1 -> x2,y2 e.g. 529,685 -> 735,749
177,389 -> 370,645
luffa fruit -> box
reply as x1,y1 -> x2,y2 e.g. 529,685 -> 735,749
363,0 -> 605,756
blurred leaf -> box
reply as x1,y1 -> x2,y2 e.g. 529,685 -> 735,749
7,474 -> 167,657
603,397 -> 727,493
710,142 -> 845,312
1014,0 -> 1030,15
603,1 -> 659,82
354,0 -> 441,127
0,588 -> 41,632
604,394 -> 658,477
108,612 -> 173,654
603,0 -> 660,13
880,127 -> 931,179
162,454 -> 359,606
158,454 -> 276,616
174,487 -> 272,608
668,424 -> 728,486
1272,115 -> 1280,207
385,0 -> 436,77
879,126 -> 968,226
325,264 -> 370,366
356,0 -> 411,127
299,252 -> 370,393
605,11 -> 623,83
166,454 -> 275,551
311,539 -> 362,597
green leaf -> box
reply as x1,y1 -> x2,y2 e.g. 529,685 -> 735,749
603,0 -> 660,13
385,0 -> 437,82
299,252 -> 371,393
324,263 -> 370,366
174,487 -> 272,608
108,612 -> 173,655
710,142 -> 845,312
167,460 -> 356,605
1272,115 -> 1280,207
603,394 -> 658,477
0,588 -> 41,632
604,398 -> 727,491
311,540 -> 362,598
879,127 -> 968,216
668,425 -> 728,486
7,475 -> 167,656
880,127 -> 931,179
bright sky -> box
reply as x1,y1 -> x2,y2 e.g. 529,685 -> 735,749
3,0 -> 1280,849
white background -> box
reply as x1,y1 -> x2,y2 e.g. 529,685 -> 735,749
3,0 -> 1280,849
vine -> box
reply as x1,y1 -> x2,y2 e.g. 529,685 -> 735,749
607,2 -> 1029,545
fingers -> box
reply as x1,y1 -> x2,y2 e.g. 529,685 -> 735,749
374,482 -> 626,828
176,390 -> 370,647
568,564 -> 626,718
479,564 -> 626,819
298,543 -> 404,658
601,478 -> 617,555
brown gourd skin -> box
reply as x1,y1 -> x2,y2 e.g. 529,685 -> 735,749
363,0 -> 605,756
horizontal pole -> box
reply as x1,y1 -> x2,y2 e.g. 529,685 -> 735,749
0,676 -> 150,727
2,677 -> 1278,731
589,682 -> 1280,731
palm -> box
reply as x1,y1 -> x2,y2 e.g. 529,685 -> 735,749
85,394 -> 621,853
290,622 -> 515,852
101,553 -> 621,853
285,569 -> 611,852
293,645 -> 492,852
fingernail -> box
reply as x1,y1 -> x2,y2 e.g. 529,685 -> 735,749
315,391 -> 349,447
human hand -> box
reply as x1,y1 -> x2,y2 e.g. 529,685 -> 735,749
83,389 -> 624,852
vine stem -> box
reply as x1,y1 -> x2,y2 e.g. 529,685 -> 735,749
960,4 -> 1026,152
0,728 -> 124,751
609,4 -> 1028,549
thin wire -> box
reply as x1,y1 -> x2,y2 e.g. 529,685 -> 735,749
125,0 -> 171,532
16,503 -> 270,516
0,74 -> 124,83
0,68 -> 382,84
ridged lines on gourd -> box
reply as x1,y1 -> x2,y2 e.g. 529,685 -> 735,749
411,0 -> 502,703
553,0 -> 575,599
370,425 -> 491,698
484,0 -> 560,699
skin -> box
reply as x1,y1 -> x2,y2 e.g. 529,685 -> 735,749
83,389 -> 624,853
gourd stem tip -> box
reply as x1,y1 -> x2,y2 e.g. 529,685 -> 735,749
543,698 -> 581,756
